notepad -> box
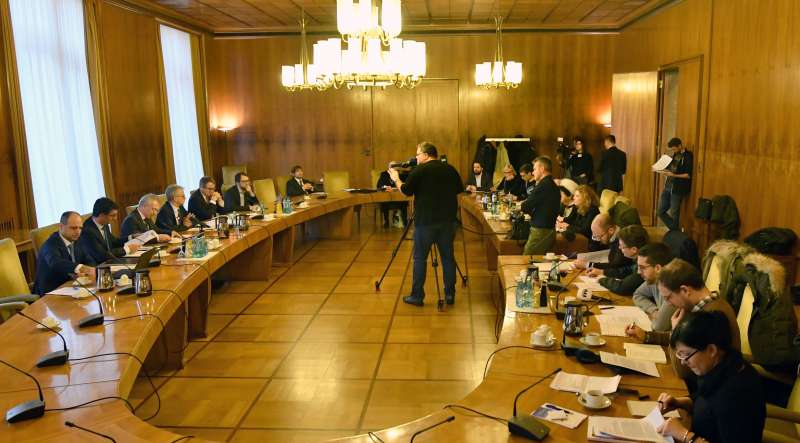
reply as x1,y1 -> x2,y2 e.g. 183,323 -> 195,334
599,351 -> 660,377
549,371 -> 621,394
532,403 -> 588,429
624,343 -> 667,364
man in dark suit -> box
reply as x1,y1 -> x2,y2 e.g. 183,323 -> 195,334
120,194 -> 173,242
188,176 -> 228,221
34,211 -> 96,294
79,197 -> 141,263
495,164 -> 526,199
156,184 -> 196,233
376,162 -> 408,228
286,165 -> 315,197
223,172 -> 260,212
465,161 -> 491,192
598,135 -> 627,194
521,156 -> 561,255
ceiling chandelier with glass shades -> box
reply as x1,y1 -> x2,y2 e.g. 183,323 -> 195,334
281,14 -> 326,91
475,16 -> 522,89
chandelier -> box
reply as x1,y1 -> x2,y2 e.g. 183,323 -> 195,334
337,0 -> 401,44
475,16 -> 522,89
281,15 -> 326,91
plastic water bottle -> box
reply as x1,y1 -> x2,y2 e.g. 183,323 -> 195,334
515,277 -> 526,308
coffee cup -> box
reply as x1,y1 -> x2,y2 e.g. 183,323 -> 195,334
581,389 -> 605,408
532,329 -> 550,346
584,332 -> 602,346
537,324 -> 552,337
545,252 -> 556,260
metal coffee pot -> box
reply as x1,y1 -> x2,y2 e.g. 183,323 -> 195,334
563,301 -> 589,336
236,213 -> 250,231
96,265 -> 114,292
134,269 -> 152,297
216,216 -> 229,239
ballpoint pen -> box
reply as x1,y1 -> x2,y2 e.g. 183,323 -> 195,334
544,404 -> 572,414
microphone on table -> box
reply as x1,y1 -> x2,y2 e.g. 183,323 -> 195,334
65,421 -> 117,442
69,274 -> 105,328
0,359 -> 45,423
410,415 -> 455,442
16,311 -> 69,367
508,367 -> 561,441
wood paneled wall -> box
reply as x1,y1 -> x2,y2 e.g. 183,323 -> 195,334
0,28 -> 21,231
205,32 -> 615,187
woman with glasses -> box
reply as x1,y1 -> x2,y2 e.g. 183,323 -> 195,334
656,310 -> 765,443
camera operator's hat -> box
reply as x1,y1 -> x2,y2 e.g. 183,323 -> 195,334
557,178 -> 579,197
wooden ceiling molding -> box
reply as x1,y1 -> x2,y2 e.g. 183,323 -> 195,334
140,0 -> 677,34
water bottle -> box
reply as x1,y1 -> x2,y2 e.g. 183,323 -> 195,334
276,195 -> 283,215
482,194 -> 488,210
515,276 -> 525,308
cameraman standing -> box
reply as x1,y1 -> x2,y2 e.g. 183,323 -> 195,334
389,142 -> 463,307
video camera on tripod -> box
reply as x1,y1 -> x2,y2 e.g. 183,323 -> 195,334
554,136 -> 574,169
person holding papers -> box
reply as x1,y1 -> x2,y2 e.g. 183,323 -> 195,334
34,211 -> 96,294
223,172 -> 260,212
156,184 -> 196,232
632,243 -> 677,331
655,137 -> 693,231
597,225 -> 648,295
80,197 -> 141,262
189,176 -> 228,220
656,311 -> 764,443
625,259 -> 740,391
121,194 -> 173,242
573,213 -> 633,272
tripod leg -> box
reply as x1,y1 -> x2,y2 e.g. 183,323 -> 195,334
375,214 -> 415,291
431,243 -> 444,312
458,221 -> 469,286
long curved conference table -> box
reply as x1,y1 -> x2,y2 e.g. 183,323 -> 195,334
0,191 -> 686,442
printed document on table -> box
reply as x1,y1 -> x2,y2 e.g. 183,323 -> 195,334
128,230 -> 157,246
532,403 -> 588,429
549,371 -> 621,394
577,249 -> 610,263
599,351 -> 660,377
627,401 -> 680,418
652,154 -> 673,171
597,315 -> 653,337
588,408 -> 674,442
624,343 -> 668,364
576,281 -> 608,292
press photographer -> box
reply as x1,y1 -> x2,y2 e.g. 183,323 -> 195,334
389,142 -> 463,306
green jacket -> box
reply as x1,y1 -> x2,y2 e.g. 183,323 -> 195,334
701,240 -> 754,303
609,201 -> 641,229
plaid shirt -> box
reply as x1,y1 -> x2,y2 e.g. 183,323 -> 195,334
692,291 -> 719,312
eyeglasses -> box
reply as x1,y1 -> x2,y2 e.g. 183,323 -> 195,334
204,186 -> 216,192
675,348 -> 699,364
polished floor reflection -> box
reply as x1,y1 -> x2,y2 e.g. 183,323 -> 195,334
129,221 -> 499,442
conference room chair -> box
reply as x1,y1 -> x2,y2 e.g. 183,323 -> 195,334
0,238 -> 38,323
30,222 -> 59,258
275,175 -> 289,198
222,165 -> 247,192
763,375 -> 800,443
599,189 -> 619,214
323,170 -> 350,192
126,204 -> 137,215
155,193 -> 167,207
253,178 -> 276,210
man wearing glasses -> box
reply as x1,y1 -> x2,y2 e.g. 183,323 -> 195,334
625,258 -> 740,391
224,172 -> 260,212
188,176 -> 229,221
573,213 -> 633,274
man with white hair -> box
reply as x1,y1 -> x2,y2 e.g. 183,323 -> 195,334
121,194 -> 173,242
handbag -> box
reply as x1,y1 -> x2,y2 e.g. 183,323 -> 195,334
694,198 -> 712,220
507,211 -> 530,240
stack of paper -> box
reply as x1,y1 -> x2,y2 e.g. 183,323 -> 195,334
549,371 -> 621,394
588,408 -> 673,442
624,343 -> 668,364
599,351 -> 660,377
596,306 -> 653,336
129,230 -> 157,245
627,401 -> 680,418
577,249 -> 610,264
652,154 -> 673,171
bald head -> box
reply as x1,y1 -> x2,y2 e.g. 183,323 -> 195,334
59,211 -> 83,242
590,213 -> 618,245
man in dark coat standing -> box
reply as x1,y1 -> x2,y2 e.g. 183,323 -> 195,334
598,135 -> 627,194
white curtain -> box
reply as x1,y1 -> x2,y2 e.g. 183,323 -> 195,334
159,25 -> 204,191
9,0 -> 105,226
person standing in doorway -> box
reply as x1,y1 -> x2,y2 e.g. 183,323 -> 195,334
656,137 -> 693,231
597,135 -> 627,194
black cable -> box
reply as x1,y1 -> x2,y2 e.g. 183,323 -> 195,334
482,345 -> 559,379
45,396 -> 134,413
443,404 -> 507,425
367,431 -> 385,443
169,435 -> 195,443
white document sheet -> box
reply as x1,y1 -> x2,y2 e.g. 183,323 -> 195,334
588,408 -> 674,442
577,249 -> 610,264
128,230 -> 157,245
624,343 -> 668,364
549,371 -> 621,394
627,401 -> 680,418
597,315 -> 652,337
48,286 -> 92,298
576,281 -> 608,292
599,351 -> 660,377
651,154 -> 673,171
532,403 -> 588,429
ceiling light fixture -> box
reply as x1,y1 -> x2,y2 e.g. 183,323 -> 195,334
475,16 -> 522,89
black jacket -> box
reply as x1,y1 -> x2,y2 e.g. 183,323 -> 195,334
562,205 -> 600,241
399,160 -> 463,226
223,185 -> 260,212
156,202 -> 192,233
376,171 -> 396,189
598,146 -> 627,192
691,352 -> 765,443
665,150 -> 693,195
121,209 -> 170,240
497,175 -> 526,199
465,172 -> 491,192
521,175 -> 560,229
78,218 -> 126,263
591,237 -> 634,272
286,177 -> 314,197
566,152 -> 594,184
188,190 -> 228,221
34,232 -> 95,294
600,263 -> 643,295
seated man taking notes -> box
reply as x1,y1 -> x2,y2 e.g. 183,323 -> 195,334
573,213 -> 633,272
224,172 -> 259,212
596,224 -> 648,295
121,194 -> 173,242
631,243 -> 677,332
286,165 -> 315,197
34,211 -> 96,294
188,176 -> 228,220
156,184 -> 196,233
80,197 -> 141,263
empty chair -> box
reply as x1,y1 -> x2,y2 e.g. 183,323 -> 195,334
598,189 -> 618,214
275,175 -> 290,197
30,222 -> 59,258
222,165 -> 247,192
0,238 -> 38,323
253,178 -> 276,209
323,170 -> 350,193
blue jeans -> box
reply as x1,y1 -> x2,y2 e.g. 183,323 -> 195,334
411,222 -> 457,299
657,189 -> 684,230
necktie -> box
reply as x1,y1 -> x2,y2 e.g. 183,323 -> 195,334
67,243 -> 76,263
103,225 -> 112,251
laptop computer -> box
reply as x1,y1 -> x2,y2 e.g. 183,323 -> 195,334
104,247 -> 161,280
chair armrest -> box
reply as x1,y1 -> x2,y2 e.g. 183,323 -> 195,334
763,429 -> 800,443
767,404 -> 800,423
0,294 -> 39,304
0,301 -> 29,318
755,363 -> 796,386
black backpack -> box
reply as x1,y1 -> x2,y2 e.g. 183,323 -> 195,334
744,227 -> 797,255
507,211 -> 530,241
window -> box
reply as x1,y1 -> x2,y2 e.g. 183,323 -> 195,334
159,25 -> 204,191
9,0 -> 105,225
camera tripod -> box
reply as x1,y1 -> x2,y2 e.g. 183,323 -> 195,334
374,213 -> 468,312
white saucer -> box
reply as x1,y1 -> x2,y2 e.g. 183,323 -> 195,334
578,395 -> 612,410
579,337 -> 607,347
36,318 -> 61,331
531,336 -> 556,348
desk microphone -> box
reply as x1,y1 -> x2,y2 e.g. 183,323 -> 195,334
508,367 -> 561,441
65,421 -> 116,442
17,311 -> 69,367
410,415 -> 455,442
0,359 -> 45,423
70,274 -> 105,328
